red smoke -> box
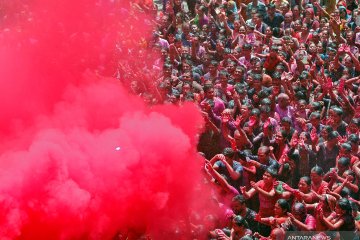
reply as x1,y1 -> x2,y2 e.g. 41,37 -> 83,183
0,1 -> 215,239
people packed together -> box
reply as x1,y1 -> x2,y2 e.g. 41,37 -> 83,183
122,0 -> 360,239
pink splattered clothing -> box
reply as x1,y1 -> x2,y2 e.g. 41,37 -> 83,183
257,180 -> 276,217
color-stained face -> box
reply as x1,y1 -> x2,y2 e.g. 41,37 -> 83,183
274,202 -> 283,216
310,171 -> 322,184
205,88 -> 214,99
262,171 -> 273,183
258,149 -> 268,163
298,178 -> 310,192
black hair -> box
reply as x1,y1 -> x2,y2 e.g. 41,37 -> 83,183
311,166 -> 324,176
232,194 -> 246,204
277,199 -> 290,213
337,198 -> 353,215
338,157 -> 350,167
300,176 -> 311,185
233,215 -> 249,228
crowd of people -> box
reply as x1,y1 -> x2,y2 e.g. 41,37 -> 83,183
121,0 -> 360,239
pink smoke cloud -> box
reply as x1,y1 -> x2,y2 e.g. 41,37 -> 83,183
0,0 -> 216,239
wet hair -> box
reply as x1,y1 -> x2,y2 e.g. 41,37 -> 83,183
300,176 -> 311,185
219,70 -> 229,78
260,105 -> 271,114
279,129 -> 288,139
322,125 -> 333,134
232,194 -> 246,204
309,112 -> 321,120
251,108 -> 261,116
341,143 -> 352,152
337,198 -> 353,215
223,147 -> 235,158
265,167 -> 278,178
340,187 -> 350,198
233,215 -> 249,228
253,73 -> 263,82
331,106 -> 343,116
311,166 -> 324,176
328,131 -> 340,140
261,98 -> 272,105
281,117 -> 292,124
277,199 -> 290,213
293,202 -> 306,216
338,157 -> 350,167
348,134 -> 359,144
272,27 -> 282,38
272,71 -> 282,80
203,84 -> 214,92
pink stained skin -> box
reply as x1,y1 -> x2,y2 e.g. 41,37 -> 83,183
0,1 -> 216,239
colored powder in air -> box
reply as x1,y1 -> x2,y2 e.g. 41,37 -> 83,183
0,0 -> 217,239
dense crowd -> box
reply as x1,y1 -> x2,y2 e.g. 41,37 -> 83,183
120,0 -> 360,239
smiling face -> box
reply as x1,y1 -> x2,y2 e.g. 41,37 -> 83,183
298,178 -> 310,193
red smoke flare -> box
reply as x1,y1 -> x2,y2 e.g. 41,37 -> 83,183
0,0 -> 216,239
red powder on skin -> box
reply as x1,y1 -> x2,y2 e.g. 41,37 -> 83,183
0,1 -> 216,239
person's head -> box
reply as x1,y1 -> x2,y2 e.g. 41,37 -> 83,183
253,12 -> 262,25
232,215 -> 248,232
346,31 -> 354,43
181,71 -> 192,82
275,130 -> 287,144
340,143 -> 352,157
338,156 -> 350,173
218,70 -> 229,85
234,66 -> 245,78
182,23 -> 190,35
260,105 -> 271,120
252,74 -> 263,89
292,202 -> 307,221
284,12 -> 293,23
329,106 -> 343,123
204,85 -> 215,99
280,2 -> 290,13
305,8 -> 314,19
310,166 -> 324,184
327,131 -> 339,147
319,17 -> 328,28
335,198 -> 353,216
292,5 -> 300,16
320,125 -> 333,140
347,118 -> 360,134
281,117 -> 292,131
277,93 -> 290,109
298,176 -> 311,193
231,195 -> 246,214
252,61 -> 263,74
348,134 -> 359,153
274,199 -> 290,217
242,44 -> 252,55
275,64 -> 286,74
258,146 -> 270,163
301,23 -> 310,33
267,3 -> 276,15
223,147 -> 235,160
309,112 -> 321,126
271,72 -> 281,86
263,167 -> 277,183
240,103 -> 251,116
269,228 -> 285,240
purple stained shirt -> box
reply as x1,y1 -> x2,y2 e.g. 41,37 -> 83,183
275,104 -> 296,125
